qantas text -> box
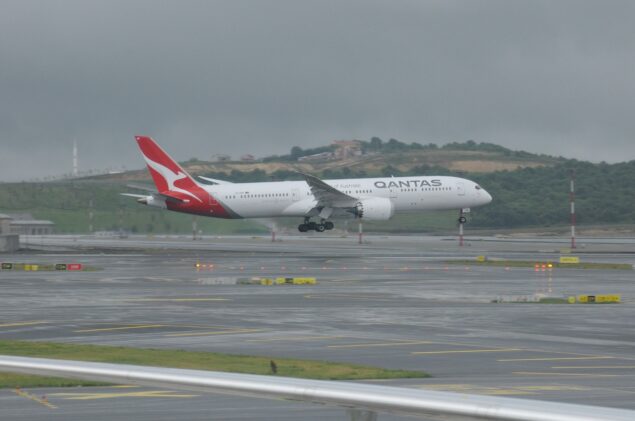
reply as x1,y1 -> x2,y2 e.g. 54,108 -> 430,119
374,179 -> 442,189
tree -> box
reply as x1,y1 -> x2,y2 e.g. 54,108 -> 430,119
290,146 -> 303,160
369,137 -> 383,150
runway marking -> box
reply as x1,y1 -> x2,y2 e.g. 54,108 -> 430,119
74,324 -> 167,333
498,356 -> 615,362
76,322 -> 232,329
129,298 -> 230,302
165,328 -> 264,337
417,384 -> 592,395
49,390 -> 198,400
247,335 -> 342,342
552,365 -> 635,369
513,371 -> 627,377
411,348 -> 521,355
513,385 -> 590,391
328,341 -> 434,349
0,321 -> 47,328
417,384 -> 535,396
13,388 -> 57,409
304,294 -> 398,302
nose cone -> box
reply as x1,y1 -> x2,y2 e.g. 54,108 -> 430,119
483,190 -> 492,205
482,189 -> 493,204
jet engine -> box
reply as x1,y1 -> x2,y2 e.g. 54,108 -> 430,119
354,197 -> 395,220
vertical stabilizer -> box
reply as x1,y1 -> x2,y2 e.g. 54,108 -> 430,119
134,135 -> 200,195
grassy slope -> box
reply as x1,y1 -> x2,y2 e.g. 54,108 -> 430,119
0,340 -> 427,388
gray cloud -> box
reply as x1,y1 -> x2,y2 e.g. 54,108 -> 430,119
1,0 -> 634,181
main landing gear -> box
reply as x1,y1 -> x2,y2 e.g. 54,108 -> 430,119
298,217 -> 334,232
458,208 -> 468,247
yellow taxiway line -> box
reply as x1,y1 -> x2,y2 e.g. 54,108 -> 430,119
513,371 -> 627,377
411,348 -> 521,355
13,388 -> 57,409
165,328 -> 264,337
417,383 -> 592,395
498,356 -> 615,362
49,390 -> 198,400
247,335 -> 342,342
0,321 -> 46,328
130,298 -> 230,302
552,365 -> 635,369
328,341 -> 434,349
74,324 -> 167,333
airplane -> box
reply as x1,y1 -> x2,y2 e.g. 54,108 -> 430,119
123,136 -> 492,231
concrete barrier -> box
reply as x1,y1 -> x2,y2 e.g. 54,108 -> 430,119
237,277 -> 317,286
569,295 -> 621,304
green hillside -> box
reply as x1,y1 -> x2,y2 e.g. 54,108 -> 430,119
1,140 -> 634,234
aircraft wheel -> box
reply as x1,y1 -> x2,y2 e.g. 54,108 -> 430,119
298,224 -> 309,232
324,221 -> 334,230
307,222 -> 317,231
316,224 -> 326,232
458,216 -> 467,224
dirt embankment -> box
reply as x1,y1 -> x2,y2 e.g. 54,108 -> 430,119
91,149 -> 557,182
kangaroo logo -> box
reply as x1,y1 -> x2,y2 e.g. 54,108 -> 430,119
143,156 -> 203,203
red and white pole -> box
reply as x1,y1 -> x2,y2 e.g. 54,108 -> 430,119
570,169 -> 576,249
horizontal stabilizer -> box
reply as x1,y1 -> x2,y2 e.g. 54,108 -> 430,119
120,193 -> 147,199
121,192 -> 184,204
198,176 -> 234,185
126,183 -> 157,192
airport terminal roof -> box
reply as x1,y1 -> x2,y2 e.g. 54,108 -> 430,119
10,220 -> 55,226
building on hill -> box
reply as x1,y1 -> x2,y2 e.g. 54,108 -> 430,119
212,154 -> 231,162
332,140 -> 362,159
298,151 -> 335,162
240,154 -> 256,162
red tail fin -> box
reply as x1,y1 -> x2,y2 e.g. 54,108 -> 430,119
134,135 -> 199,194
133,135 -> 235,218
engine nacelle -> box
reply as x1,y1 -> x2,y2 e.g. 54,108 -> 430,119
354,197 -> 394,221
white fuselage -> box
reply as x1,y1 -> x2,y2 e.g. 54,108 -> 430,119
207,175 -> 491,219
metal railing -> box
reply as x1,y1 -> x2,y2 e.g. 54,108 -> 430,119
1,355 -> 633,421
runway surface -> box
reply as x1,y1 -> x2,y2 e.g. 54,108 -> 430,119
2,234 -> 635,420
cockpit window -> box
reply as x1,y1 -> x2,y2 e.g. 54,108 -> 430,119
475,185 -> 482,190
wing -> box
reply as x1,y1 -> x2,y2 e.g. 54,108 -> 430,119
299,172 -> 357,207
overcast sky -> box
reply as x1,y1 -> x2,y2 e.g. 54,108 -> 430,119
1,0 -> 634,181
